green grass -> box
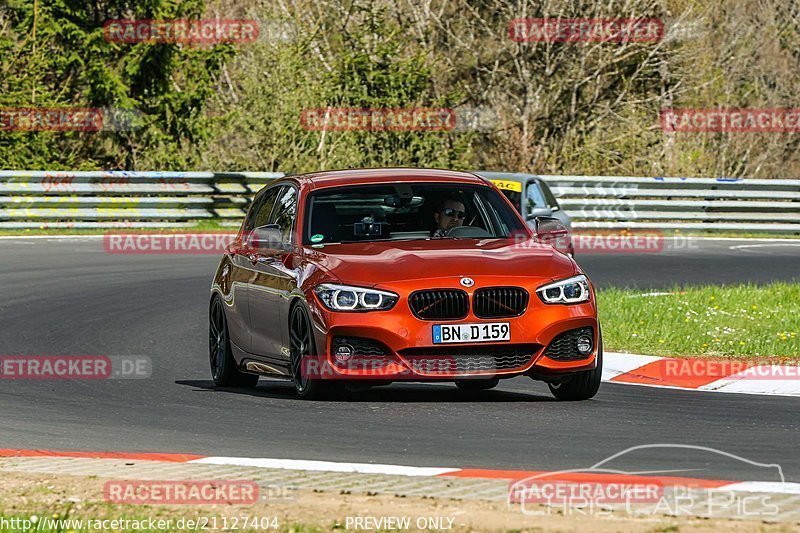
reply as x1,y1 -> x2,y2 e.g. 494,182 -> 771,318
599,283 -> 800,359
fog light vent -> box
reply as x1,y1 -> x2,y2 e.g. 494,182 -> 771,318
544,327 -> 594,360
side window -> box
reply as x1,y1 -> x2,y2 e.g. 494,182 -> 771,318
269,186 -> 297,243
245,187 -> 280,233
525,181 -> 548,209
541,182 -> 560,209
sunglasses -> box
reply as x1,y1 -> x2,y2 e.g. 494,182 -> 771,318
440,207 -> 466,219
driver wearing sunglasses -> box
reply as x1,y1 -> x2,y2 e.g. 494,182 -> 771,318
432,195 -> 466,238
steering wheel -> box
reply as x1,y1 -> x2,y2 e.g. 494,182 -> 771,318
446,225 -> 492,238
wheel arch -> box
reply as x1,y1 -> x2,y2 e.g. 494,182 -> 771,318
288,292 -> 328,358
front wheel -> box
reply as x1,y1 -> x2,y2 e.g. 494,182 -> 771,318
289,304 -> 337,399
548,337 -> 602,401
209,296 -> 259,388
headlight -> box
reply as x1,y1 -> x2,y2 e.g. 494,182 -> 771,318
536,275 -> 591,304
314,283 -> 399,312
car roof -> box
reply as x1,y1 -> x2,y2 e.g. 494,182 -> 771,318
473,171 -> 540,183
291,168 -> 489,190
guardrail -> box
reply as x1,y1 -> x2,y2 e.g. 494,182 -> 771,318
0,171 -> 282,229
539,175 -> 800,233
0,171 -> 798,232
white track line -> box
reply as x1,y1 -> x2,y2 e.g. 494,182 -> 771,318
188,455 -> 800,494
729,243 -> 800,253
602,353 -> 662,381
189,456 -> 460,477
715,482 -> 800,494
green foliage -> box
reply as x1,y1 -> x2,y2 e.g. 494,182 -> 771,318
2,0 -> 800,177
0,0 -> 228,169
202,3 -> 473,172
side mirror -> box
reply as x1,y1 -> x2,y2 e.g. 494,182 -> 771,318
533,216 -> 568,243
247,224 -> 284,251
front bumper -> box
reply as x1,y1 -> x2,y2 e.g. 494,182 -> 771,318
305,279 -> 599,381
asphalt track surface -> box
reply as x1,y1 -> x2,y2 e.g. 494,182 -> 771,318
1,237 -> 799,482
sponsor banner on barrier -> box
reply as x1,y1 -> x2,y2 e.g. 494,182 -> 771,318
104,480 -> 259,504
96,176 -> 192,192
103,232 -> 238,254
661,108 -> 800,132
0,356 -> 151,380
23,173 -> 192,193
103,19 -> 260,44
509,18 -> 664,43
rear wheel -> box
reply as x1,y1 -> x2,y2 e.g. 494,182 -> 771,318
209,296 -> 259,388
548,337 -> 602,401
289,304 -> 337,399
455,378 -> 499,391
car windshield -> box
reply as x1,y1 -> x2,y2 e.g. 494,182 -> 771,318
487,179 -> 523,211
526,181 -> 548,209
498,189 -> 521,211
303,182 -> 525,245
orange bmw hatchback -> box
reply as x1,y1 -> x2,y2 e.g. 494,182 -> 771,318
209,168 -> 601,400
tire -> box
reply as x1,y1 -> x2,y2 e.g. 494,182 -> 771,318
289,303 -> 337,400
548,335 -> 603,401
455,378 -> 499,391
209,295 -> 259,388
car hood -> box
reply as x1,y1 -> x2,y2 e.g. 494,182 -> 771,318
302,239 -> 576,286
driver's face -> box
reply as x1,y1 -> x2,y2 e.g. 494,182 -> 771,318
435,200 -> 466,231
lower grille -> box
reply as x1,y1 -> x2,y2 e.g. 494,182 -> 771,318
409,289 -> 469,320
331,336 -> 393,369
399,344 -> 539,374
544,328 -> 594,360
332,336 -> 389,356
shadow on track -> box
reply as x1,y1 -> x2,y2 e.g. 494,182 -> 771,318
175,379 -> 554,403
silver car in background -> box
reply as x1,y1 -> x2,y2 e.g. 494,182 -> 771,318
475,171 -> 575,257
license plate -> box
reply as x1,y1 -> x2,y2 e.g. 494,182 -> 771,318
432,322 -> 510,344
